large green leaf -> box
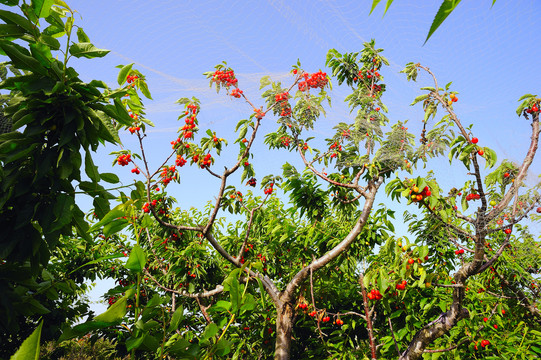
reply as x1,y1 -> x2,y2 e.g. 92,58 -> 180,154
95,288 -> 135,323
31,0 -> 54,18
125,244 -> 147,273
0,9 -> 34,32
0,41 -> 47,75
369,0 -> 382,15
0,24 -> 27,40
84,149 -> 100,182
88,207 -> 125,232
68,253 -> 124,275
68,42 -> 109,59
424,0 -> 462,44
99,172 -> 119,184
0,0 -> 19,6
117,63 -> 133,85
51,193 -> 74,232
10,320 -> 42,360
167,305 -> 184,333
58,320 -> 117,342
103,218 -> 129,237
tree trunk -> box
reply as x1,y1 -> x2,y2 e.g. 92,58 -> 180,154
274,302 -> 294,360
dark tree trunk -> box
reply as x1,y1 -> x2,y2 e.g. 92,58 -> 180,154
274,302 -> 294,360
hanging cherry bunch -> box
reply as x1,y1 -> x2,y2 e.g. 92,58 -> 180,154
116,153 -> 132,166
466,193 -> 481,201
280,136 -> 291,148
264,183 -> 274,195
231,88 -> 243,98
159,165 -> 178,186
211,68 -> 238,88
175,155 -> 187,167
298,70 -> 329,92
274,91 -> 292,117
126,74 -> 139,85
329,141 -> 342,159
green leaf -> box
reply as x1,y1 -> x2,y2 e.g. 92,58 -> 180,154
200,323 -> 218,342
0,9 -> 34,33
68,253 -> 124,275
58,321 -> 115,342
84,149 -> 100,182
126,334 -> 145,351
10,320 -> 42,360
215,338 -> 232,356
125,244 -> 147,273
424,0 -> 462,45
100,172 -> 119,184
0,24 -> 27,39
103,218 -> 129,237
383,0 -> 394,16
117,63 -> 133,85
0,0 -> 19,6
259,75 -> 271,90
31,0 -> 54,18
76,27 -> 90,42
68,42 -> 110,59
95,288 -> 135,323
138,81 -> 152,99
167,305 -> 184,333
0,42 -> 47,75
369,0 -> 382,15
88,207 -> 125,232
51,193 -> 74,232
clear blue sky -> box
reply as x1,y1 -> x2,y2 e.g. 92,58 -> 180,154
60,0 -> 541,314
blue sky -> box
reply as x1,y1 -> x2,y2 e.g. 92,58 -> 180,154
60,0 -> 541,314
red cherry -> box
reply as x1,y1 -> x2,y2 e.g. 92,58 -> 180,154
537,207 -> 541,213
493,324 -> 498,329
408,258 -> 414,264
532,105 -> 539,112
483,317 -> 488,322
504,228 -> 512,235
477,149 -> 484,156
471,137 -> 478,144
504,172 -> 510,178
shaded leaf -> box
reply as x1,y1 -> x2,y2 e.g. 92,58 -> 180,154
10,320 -> 42,360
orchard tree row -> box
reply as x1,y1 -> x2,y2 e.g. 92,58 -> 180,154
0,1 -> 540,360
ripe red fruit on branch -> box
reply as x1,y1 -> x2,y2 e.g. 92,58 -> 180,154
477,149 -> 484,156
471,137 -> 478,144
481,339 -> 490,348
116,154 -> 132,166
335,319 -> 344,326
504,228 -> 512,235
408,258 -> 414,264
230,88 -> 243,98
